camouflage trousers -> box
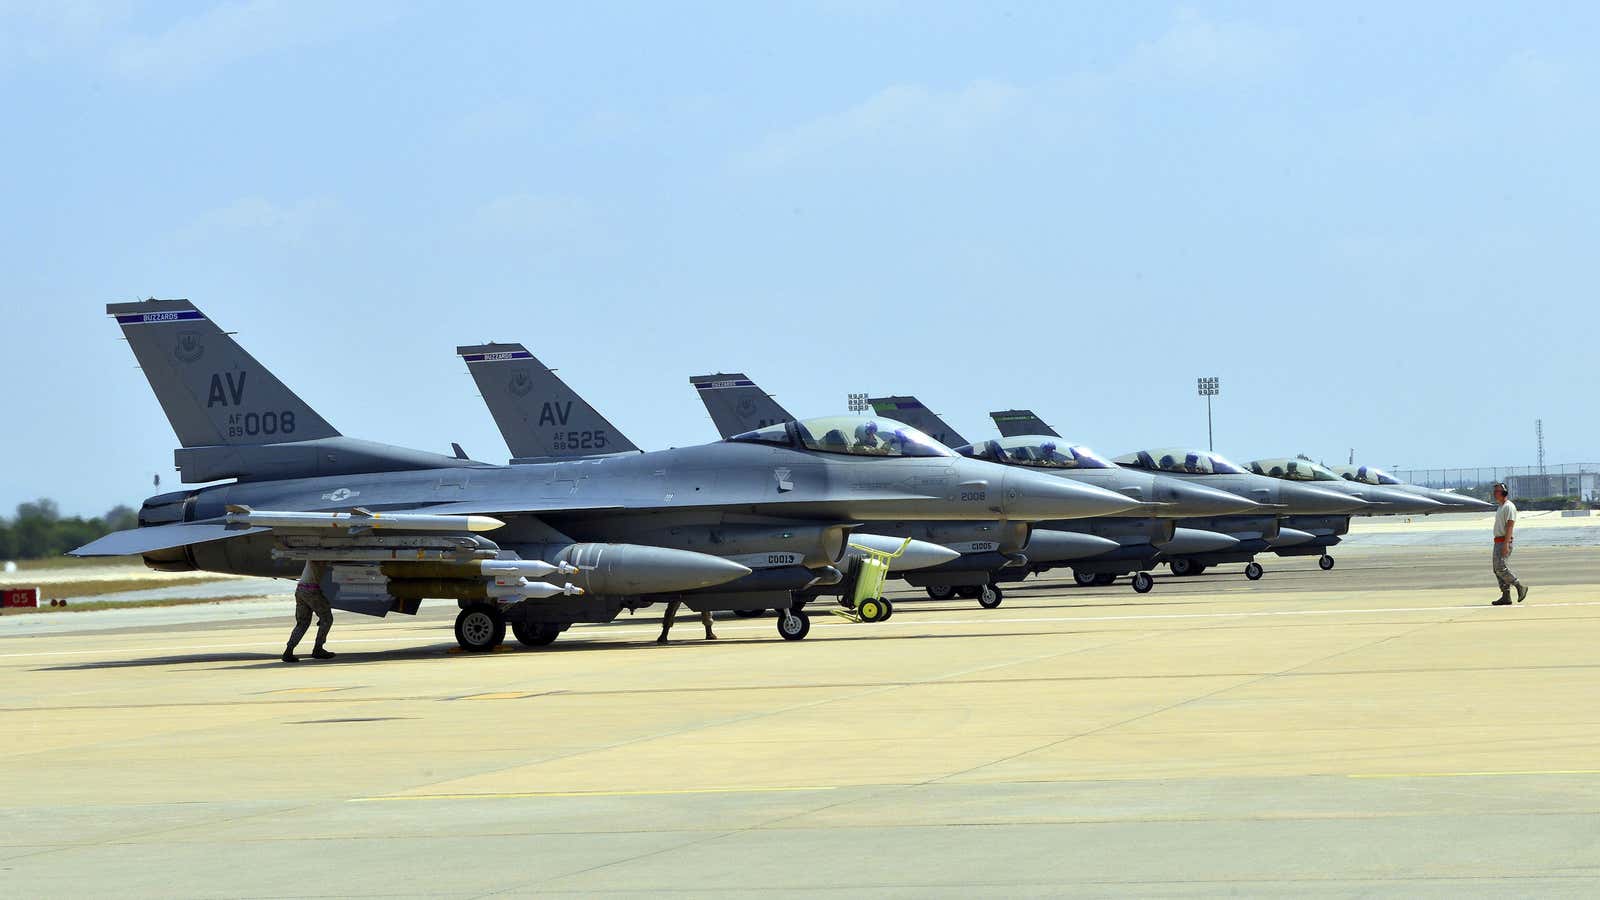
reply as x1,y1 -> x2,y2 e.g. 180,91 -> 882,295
287,584 -> 333,651
1492,543 -> 1522,596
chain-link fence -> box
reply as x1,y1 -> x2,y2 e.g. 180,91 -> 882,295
1389,463 -> 1600,500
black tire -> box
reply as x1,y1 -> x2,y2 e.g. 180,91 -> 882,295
1131,572 -> 1154,593
1073,571 -> 1098,587
733,609 -> 766,618
1318,555 -> 1335,571
879,599 -> 894,621
511,622 -> 559,647
857,597 -> 885,623
1169,559 -> 1196,577
777,610 -> 811,641
1191,564 -> 1208,575
455,605 -> 505,653
1093,574 -> 1118,586
977,584 -> 1003,609
925,585 -> 956,601
955,586 -> 980,600
1245,562 -> 1264,581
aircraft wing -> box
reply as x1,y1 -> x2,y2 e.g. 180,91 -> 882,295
69,521 -> 270,557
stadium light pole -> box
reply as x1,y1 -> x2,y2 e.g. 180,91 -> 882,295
1197,377 -> 1220,451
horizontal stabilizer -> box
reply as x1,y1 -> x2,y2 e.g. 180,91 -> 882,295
69,521 -> 269,557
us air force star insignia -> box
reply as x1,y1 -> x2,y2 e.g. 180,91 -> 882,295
320,488 -> 359,502
774,468 -> 794,492
508,369 -> 533,397
173,331 -> 204,364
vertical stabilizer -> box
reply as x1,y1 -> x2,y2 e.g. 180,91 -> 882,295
689,373 -> 793,439
867,396 -> 969,449
107,299 -> 339,448
459,343 -> 638,459
990,409 -> 1060,438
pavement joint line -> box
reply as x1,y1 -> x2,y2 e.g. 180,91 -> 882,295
351,785 -> 837,802
5,600 -> 1597,661
1349,770 -> 1600,779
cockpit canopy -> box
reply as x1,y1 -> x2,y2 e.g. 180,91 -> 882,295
1114,448 -> 1247,475
955,435 -> 1116,469
729,415 -> 955,459
1249,457 -> 1342,482
1336,464 -> 1403,486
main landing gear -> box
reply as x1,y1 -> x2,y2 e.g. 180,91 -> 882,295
455,603 -> 505,653
924,585 -> 956,601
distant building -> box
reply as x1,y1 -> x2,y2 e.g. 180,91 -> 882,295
1508,472 -> 1600,501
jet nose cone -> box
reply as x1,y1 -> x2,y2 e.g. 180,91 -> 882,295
1157,527 -> 1239,555
1023,529 -> 1122,563
1435,490 -> 1495,511
1364,486 -> 1445,515
848,534 -> 962,571
1280,483 -> 1370,515
1001,470 -> 1144,520
1157,479 -> 1263,517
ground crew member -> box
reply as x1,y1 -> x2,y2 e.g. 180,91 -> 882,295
283,561 -> 336,662
1490,482 -> 1528,606
657,600 -> 716,643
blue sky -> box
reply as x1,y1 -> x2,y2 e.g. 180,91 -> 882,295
3,1 -> 1596,516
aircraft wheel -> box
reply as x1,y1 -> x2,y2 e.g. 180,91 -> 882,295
512,622 -> 559,647
1093,574 -> 1118,586
1131,572 -> 1154,594
1245,562 -> 1264,581
955,586 -> 980,599
733,609 -> 766,618
777,610 -> 811,641
1318,554 -> 1335,571
879,599 -> 894,621
857,597 -> 885,623
455,604 -> 505,653
1073,571 -> 1098,587
1169,559 -> 1196,577
1191,564 -> 1208,575
977,584 -> 1003,609
925,585 -> 956,601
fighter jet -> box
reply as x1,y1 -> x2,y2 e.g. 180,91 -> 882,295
1246,456 -> 1446,570
457,342 -> 965,582
689,375 -> 1133,608
74,300 -> 1140,650
883,401 -> 1266,594
1108,444 -> 1370,580
1333,464 -> 1495,512
690,377 -> 1257,597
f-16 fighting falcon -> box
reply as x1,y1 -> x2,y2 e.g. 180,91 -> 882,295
884,400 -> 1268,594
689,375 -> 1255,599
987,409 -> 1375,582
1247,456 -> 1446,571
72,300 -> 1139,650
457,343 -> 972,612
1332,464 -> 1496,512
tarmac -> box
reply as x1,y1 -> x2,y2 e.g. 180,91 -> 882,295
3,538 -> 1598,897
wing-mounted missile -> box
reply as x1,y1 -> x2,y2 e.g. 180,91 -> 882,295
224,505 -> 504,534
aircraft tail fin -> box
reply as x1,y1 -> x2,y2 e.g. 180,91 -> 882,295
867,396 -> 970,449
689,373 -> 793,439
107,299 -> 339,448
990,408 -> 1060,438
458,343 -> 639,460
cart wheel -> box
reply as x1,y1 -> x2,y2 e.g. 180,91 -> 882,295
879,599 -> 894,621
777,610 -> 811,641
977,584 -> 1003,609
925,585 -> 956,601
1245,562 -> 1264,581
1318,554 -> 1335,571
1131,572 -> 1154,593
857,597 -> 884,623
